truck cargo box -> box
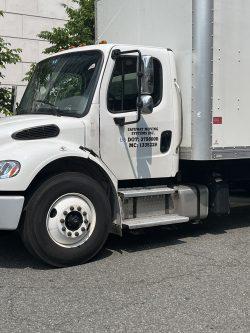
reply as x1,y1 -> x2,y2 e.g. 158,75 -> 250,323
96,0 -> 250,161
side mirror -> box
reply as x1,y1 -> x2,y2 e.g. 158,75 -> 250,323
141,56 -> 154,95
140,95 -> 154,114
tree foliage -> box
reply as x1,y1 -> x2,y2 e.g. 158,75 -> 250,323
23,62 -> 36,83
24,0 -> 95,82
39,0 -> 95,54
0,10 -> 22,115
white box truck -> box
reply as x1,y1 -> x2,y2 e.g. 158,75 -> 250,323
0,0 -> 249,266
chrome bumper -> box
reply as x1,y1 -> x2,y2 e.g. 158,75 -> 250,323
0,196 -> 24,230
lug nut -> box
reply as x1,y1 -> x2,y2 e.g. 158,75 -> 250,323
67,232 -> 72,237
77,206 -> 82,211
75,232 -> 79,237
60,219 -> 65,223
62,227 -> 66,231
81,227 -> 86,232
84,219 -> 89,224
63,211 -> 68,216
70,206 -> 74,211
82,211 -> 87,216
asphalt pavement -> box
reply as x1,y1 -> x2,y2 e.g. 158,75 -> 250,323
0,195 -> 249,333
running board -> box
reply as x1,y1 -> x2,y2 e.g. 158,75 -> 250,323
119,186 -> 175,199
122,214 -> 189,230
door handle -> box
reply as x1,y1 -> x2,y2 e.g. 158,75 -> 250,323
160,131 -> 172,153
114,117 -> 125,126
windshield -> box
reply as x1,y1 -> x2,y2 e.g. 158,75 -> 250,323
18,51 -> 102,117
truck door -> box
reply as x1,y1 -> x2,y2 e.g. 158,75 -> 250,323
99,47 -> 178,180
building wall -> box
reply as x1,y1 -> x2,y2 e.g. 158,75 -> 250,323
0,0 -> 72,101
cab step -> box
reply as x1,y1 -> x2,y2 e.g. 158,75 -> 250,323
122,214 -> 189,230
118,186 -> 175,199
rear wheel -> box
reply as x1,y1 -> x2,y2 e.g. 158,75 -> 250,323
20,172 -> 111,267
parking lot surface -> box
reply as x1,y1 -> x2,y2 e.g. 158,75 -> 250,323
0,199 -> 249,333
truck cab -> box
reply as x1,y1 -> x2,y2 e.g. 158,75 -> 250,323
18,44 -> 180,179
0,44 -> 206,267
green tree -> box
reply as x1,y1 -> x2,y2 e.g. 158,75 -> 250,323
23,0 -> 95,81
39,0 -> 95,55
0,10 -> 22,115
24,0 -> 95,82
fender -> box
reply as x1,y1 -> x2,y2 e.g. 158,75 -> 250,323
88,152 -> 122,234
0,139 -> 118,192
0,139 -> 123,234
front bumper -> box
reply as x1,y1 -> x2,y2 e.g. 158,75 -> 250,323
0,196 -> 24,230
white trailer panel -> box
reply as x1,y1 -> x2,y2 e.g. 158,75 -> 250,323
96,0 -> 250,161
212,0 -> 250,159
96,0 -> 193,149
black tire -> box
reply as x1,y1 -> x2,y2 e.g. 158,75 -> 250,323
20,172 -> 111,267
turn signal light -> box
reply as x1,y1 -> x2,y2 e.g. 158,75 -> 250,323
0,160 -> 21,179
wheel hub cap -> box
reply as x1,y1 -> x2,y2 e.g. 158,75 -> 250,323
46,193 -> 96,248
65,211 -> 83,231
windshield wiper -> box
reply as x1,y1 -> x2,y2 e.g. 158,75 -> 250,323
35,99 -> 56,108
30,100 -> 80,117
33,99 -> 60,116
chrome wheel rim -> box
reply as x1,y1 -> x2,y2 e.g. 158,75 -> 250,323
46,193 -> 96,248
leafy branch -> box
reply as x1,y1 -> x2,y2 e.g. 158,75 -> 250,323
24,0 -> 95,82
0,10 -> 22,115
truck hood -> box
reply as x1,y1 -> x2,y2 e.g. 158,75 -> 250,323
0,114 -> 86,147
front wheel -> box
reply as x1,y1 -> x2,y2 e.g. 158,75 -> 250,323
20,172 -> 111,267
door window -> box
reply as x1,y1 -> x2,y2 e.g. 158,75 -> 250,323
107,56 -> 162,113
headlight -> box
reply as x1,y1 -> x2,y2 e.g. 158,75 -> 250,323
0,161 -> 21,179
